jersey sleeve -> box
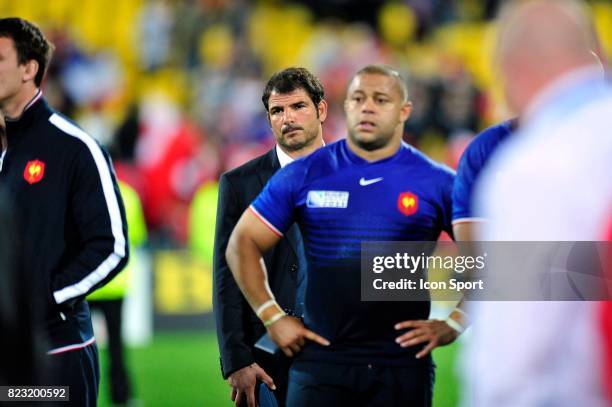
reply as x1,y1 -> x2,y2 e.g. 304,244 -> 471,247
453,121 -> 514,224
250,161 -> 303,236
452,138 -> 484,224
51,134 -> 129,305
438,166 -> 456,237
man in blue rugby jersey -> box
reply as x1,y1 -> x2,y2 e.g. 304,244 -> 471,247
227,65 -> 462,406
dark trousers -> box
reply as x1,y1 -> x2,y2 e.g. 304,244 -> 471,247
89,299 -> 131,404
286,360 -> 435,407
44,342 -> 99,407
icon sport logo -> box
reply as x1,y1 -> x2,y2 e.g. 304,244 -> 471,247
23,160 -> 45,185
397,192 -> 418,216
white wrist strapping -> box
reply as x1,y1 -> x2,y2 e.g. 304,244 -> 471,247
263,311 -> 286,327
446,317 -> 465,334
255,299 -> 278,318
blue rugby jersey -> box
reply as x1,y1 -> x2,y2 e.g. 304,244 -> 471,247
250,139 -> 454,366
452,120 -> 514,224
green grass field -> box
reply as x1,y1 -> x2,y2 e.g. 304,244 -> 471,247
98,331 -> 460,406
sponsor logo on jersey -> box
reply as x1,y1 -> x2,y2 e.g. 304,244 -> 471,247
24,160 -> 45,184
307,190 -> 349,208
398,192 -> 418,216
359,177 -> 383,186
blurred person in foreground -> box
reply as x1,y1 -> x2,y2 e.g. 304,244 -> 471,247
451,3 -> 606,329
226,65 -> 461,406
0,17 -> 128,406
453,0 -> 606,244
464,1 -> 612,406
213,67 -> 327,407
0,111 -> 44,387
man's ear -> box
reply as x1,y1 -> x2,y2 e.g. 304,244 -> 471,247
400,100 -> 413,122
22,59 -> 39,84
317,100 -> 328,123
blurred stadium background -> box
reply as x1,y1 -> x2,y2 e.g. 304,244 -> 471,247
2,0 -> 610,405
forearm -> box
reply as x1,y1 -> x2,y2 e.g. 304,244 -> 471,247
450,224 -> 477,331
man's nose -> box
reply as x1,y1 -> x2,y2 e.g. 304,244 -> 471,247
361,98 -> 376,113
283,108 -> 296,123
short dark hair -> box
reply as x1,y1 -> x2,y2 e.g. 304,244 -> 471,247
0,18 -> 54,87
351,64 -> 408,102
261,67 -> 324,112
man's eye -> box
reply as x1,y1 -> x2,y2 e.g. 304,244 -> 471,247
376,98 -> 388,104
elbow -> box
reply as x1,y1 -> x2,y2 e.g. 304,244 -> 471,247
121,238 -> 130,261
114,237 -> 130,269
118,243 -> 130,271
225,227 -> 256,279
453,223 -> 474,242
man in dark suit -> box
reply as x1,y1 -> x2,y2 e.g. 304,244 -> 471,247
213,67 -> 327,407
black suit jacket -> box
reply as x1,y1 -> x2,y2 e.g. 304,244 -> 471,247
213,147 -> 302,379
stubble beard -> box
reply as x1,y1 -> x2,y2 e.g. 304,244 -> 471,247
347,128 -> 394,152
278,128 -> 318,153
